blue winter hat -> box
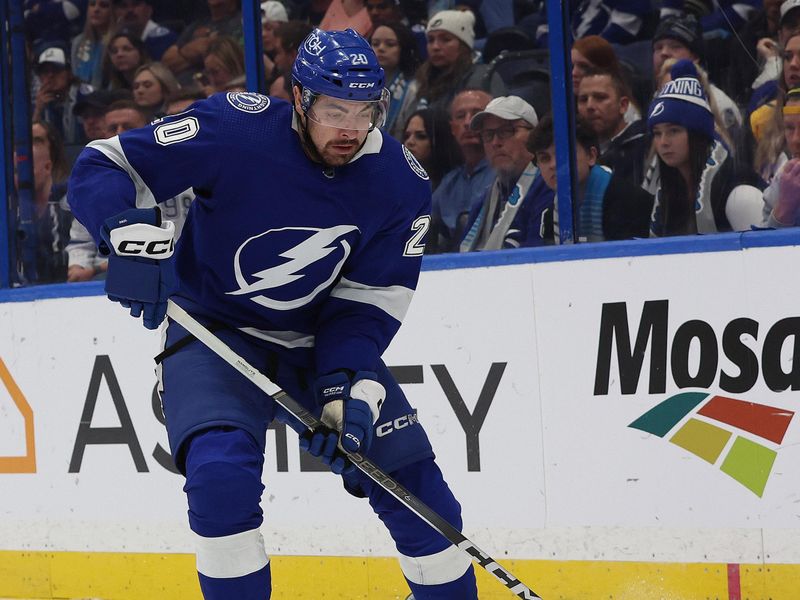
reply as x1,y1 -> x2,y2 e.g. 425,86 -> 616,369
647,59 -> 714,139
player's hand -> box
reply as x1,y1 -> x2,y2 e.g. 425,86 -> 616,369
314,371 -> 385,456
756,37 -> 779,60
100,207 -> 176,329
298,425 -> 353,475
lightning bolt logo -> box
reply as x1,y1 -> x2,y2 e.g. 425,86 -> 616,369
226,225 -> 359,310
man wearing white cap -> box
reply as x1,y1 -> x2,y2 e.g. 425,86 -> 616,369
459,95 -> 553,251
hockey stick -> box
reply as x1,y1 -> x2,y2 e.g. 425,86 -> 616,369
165,300 -> 542,599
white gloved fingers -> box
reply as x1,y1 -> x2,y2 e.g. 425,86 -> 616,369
321,399 -> 344,432
350,379 -> 386,424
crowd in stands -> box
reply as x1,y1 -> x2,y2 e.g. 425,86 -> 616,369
13,0 -> 800,286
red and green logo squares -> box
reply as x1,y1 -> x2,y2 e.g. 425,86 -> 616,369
629,393 -> 794,496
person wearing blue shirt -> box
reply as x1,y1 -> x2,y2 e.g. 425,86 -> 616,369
430,88 -> 496,253
68,29 -> 477,600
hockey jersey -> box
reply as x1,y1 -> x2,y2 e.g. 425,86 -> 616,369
68,92 -> 433,376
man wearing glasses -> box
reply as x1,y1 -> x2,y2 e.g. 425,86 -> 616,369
460,95 -> 553,251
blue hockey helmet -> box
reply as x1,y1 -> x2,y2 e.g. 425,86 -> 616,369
292,28 -> 387,126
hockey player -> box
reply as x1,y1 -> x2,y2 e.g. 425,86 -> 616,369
68,28 -> 478,600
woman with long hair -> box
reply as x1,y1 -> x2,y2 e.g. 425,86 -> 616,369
369,21 -> 420,140
103,32 -> 149,90
645,60 -> 762,236
753,28 -> 800,183
71,0 -> 115,88
411,10 -> 504,115
401,107 -> 460,192
761,86 -> 800,227
132,62 -> 180,118
199,36 -> 245,96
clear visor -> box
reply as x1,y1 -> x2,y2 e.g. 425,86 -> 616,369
306,89 -> 388,131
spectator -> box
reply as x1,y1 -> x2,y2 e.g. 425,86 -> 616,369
401,107 -> 458,191
161,0 -> 243,84
651,14 -> 742,131
643,60 -> 763,237
656,57 -> 736,152
572,34 -> 623,93
25,120 -> 72,284
73,88 -> 133,142
24,0 -> 83,56
530,115 -> 653,243
365,0 -> 428,59
199,36 -> 245,96
761,85 -> 800,227
782,0 -> 800,34
430,88 -> 496,253
370,22 -> 420,139
104,98 -> 150,135
577,67 -> 649,187
133,62 -> 180,117
460,95 -> 553,250
718,0 -> 783,107
366,0 -> 403,26
572,34 -> 641,122
32,45 -> 87,145
412,9 -> 504,115
103,31 -> 150,90
72,0 -> 115,88
273,21 -> 314,76
753,27 -> 800,183
261,1 -> 289,82
320,0 -> 372,37
164,88 -> 206,115
113,0 -> 178,61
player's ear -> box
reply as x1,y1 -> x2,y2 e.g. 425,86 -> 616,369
292,84 -> 304,115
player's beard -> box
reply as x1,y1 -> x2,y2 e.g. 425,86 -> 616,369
318,139 -> 362,166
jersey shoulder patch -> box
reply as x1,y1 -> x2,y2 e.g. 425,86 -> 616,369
226,92 -> 271,114
402,145 -> 429,181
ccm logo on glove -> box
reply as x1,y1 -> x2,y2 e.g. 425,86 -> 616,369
110,220 -> 176,259
321,385 -> 346,398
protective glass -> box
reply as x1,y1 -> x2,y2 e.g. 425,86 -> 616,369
306,89 -> 389,131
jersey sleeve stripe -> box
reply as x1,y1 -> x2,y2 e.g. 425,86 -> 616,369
329,276 -> 414,323
86,136 -> 158,207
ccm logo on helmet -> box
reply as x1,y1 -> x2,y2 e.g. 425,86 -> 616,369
349,82 -> 375,88
118,238 -> 174,256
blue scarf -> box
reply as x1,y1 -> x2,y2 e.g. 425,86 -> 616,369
578,165 -> 612,242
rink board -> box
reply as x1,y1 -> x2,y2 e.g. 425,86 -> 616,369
1,230 -> 800,598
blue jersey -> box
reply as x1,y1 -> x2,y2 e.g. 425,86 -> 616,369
68,92 -> 433,376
